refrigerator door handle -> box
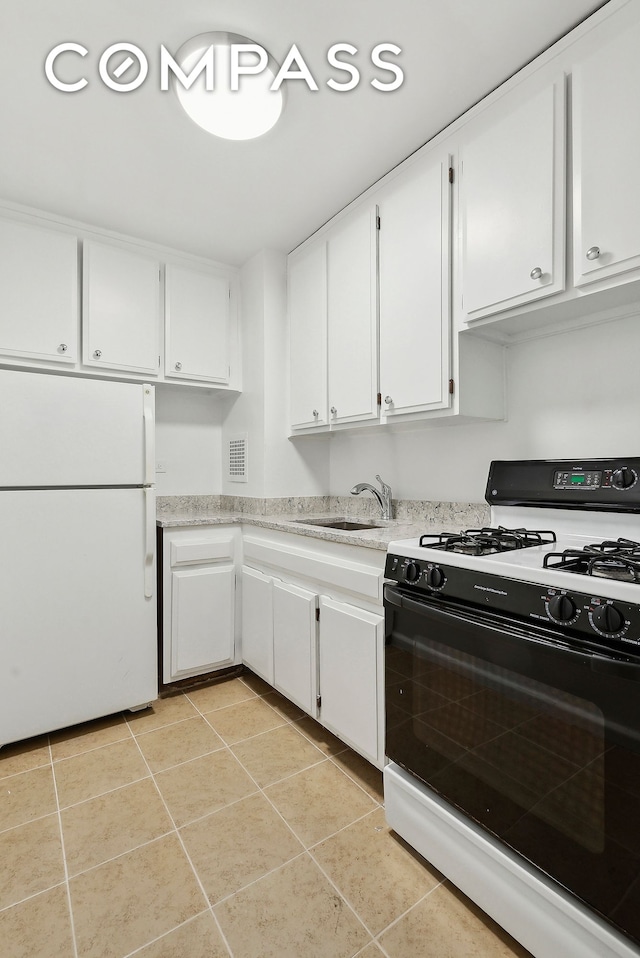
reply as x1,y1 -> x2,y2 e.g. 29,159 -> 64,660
144,487 -> 155,598
142,385 -> 155,486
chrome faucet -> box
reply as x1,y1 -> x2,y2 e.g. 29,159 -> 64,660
350,474 -> 393,520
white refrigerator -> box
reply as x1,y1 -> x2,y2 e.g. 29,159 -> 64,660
0,369 -> 157,747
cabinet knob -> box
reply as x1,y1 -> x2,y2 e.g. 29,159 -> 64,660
312,409 -> 319,417
384,396 -> 393,405
586,246 -> 601,261
330,406 -> 337,416
58,343 -> 68,353
93,349 -> 102,359
529,266 -> 543,280
174,361 -> 182,371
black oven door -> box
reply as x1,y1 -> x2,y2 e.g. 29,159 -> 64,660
384,583 -> 640,945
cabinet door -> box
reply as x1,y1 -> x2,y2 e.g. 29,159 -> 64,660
327,206 -> 378,424
83,240 -> 160,375
289,241 -> 328,429
0,218 -> 78,364
241,565 -> 274,684
273,580 -> 317,714
460,77 -> 565,320
573,22 -> 640,287
165,264 -> 230,383
318,597 -> 383,767
379,156 -> 451,416
169,564 -> 235,681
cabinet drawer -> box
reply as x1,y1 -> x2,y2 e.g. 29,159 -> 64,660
170,537 -> 234,566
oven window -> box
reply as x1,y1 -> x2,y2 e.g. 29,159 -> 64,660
388,636 -> 605,852
385,599 -> 640,943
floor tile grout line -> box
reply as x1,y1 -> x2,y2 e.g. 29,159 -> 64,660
306,806 -> 445,945
220,717 -> 329,760
63,828 -> 177,881
210,847 -> 309,909
371,876 -> 446,946
0,807 -> 63,839
131,712 -> 226,742
128,726 -> 236,958
0,878 -> 68,916
0,760 -> 52,784
48,738 -> 80,958
326,752 -> 384,806
305,805 -> 385,856
234,754 -> 328,791
56,772 -> 152,814
184,689 -> 258,712
49,730 -> 137,766
121,908 -> 218,958
212,738 -> 311,853
305,848 -> 376,946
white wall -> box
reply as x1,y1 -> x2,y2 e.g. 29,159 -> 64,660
222,249 -> 329,498
329,312 -> 640,503
220,251 -> 267,497
155,384 -> 223,495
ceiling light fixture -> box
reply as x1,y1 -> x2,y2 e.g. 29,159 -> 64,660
173,31 -> 284,141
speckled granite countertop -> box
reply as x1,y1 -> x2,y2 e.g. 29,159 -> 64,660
156,496 -> 490,552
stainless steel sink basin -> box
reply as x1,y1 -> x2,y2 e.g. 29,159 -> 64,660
292,517 -> 382,531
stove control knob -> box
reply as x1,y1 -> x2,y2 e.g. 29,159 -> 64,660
611,467 -> 637,490
591,603 -> 625,635
425,566 -> 445,589
548,594 -> 577,623
404,562 -> 421,583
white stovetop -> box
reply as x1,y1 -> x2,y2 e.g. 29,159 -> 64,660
388,505 -> 640,604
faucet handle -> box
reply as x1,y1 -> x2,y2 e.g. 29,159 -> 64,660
375,474 -> 391,493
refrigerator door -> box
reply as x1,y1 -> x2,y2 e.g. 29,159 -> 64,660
0,488 -> 157,746
0,369 -> 154,487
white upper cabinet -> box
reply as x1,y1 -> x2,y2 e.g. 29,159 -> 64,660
165,264 -> 230,383
460,76 -> 566,322
378,153 -> 451,417
572,20 -> 640,288
327,205 -> 378,425
0,218 -> 78,365
289,241 -> 327,429
83,240 -> 160,376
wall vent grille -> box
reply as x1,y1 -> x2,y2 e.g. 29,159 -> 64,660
227,434 -> 248,482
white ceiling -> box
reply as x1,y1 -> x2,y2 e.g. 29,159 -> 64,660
1,0 -> 607,266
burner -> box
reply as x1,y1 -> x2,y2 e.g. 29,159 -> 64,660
543,538 -> 640,581
419,526 -> 556,556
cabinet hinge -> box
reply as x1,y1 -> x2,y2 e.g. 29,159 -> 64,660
449,378 -> 455,395
376,215 -> 381,230
448,167 -> 454,184
377,392 -> 382,406
315,607 -> 320,622
316,694 -> 322,709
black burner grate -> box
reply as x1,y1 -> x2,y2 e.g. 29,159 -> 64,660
419,526 -> 557,556
543,537 -> 640,581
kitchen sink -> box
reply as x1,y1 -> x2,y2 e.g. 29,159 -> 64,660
292,517 -> 383,531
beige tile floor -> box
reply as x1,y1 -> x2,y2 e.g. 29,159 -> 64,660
0,671 -> 533,958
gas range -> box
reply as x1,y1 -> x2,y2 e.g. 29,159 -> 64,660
385,458 -> 640,656
384,458 -> 640,956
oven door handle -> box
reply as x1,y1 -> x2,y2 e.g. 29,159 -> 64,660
385,585 -> 640,683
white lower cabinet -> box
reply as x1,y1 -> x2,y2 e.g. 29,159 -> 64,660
162,526 -> 240,684
273,580 -> 317,715
241,531 -> 385,768
241,566 -> 274,685
318,597 -> 384,767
